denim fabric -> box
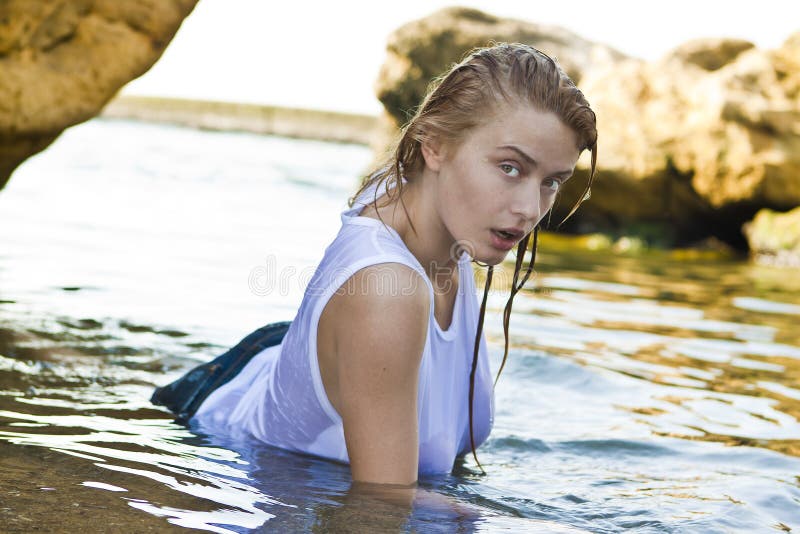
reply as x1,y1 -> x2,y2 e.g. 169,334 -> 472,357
151,321 -> 291,422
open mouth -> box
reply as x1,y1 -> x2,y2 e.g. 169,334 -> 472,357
493,229 -> 522,240
489,229 -> 525,252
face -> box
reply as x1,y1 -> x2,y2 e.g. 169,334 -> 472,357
422,104 -> 581,266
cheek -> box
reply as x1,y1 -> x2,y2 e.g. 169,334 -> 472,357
437,158 -> 502,237
456,163 -> 494,204
445,175 -> 490,226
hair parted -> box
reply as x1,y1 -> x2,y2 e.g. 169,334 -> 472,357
352,42 -> 598,473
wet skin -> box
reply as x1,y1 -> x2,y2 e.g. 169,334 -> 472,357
316,103 -> 584,497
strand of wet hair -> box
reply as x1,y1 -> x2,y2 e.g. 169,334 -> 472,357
494,226 -> 539,389
468,264 -> 493,474
495,231 -> 529,384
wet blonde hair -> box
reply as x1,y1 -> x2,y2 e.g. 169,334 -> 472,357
353,42 -> 598,472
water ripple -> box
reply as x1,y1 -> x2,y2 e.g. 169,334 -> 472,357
0,119 -> 798,531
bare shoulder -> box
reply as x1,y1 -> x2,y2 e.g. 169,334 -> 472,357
325,262 -> 430,363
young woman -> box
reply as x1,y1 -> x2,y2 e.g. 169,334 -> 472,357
152,43 -> 597,493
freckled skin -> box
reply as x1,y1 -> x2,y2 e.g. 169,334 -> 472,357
363,104 -> 582,272
422,104 -> 582,266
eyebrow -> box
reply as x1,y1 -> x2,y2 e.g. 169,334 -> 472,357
497,145 -> 575,177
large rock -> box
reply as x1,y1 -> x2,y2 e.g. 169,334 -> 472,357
375,7 -> 625,127
376,8 -> 800,248
744,207 -> 800,267
575,32 -> 800,245
0,0 -> 198,190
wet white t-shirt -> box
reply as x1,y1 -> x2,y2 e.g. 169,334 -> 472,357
195,191 -> 494,474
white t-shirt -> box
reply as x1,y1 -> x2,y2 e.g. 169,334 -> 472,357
195,190 -> 494,474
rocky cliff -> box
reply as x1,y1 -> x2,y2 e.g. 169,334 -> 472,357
0,0 -> 198,190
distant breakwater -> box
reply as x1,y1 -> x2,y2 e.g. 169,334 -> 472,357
101,95 -> 378,146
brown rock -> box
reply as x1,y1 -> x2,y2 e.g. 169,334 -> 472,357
743,207 -> 800,267
0,0 -> 198,190
574,33 -> 800,245
374,6 -> 626,127
671,37 -> 755,71
772,32 -> 800,100
670,40 -> 800,209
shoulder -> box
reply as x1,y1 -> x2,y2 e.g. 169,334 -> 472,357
322,263 -> 430,369
330,263 -> 429,339
334,262 -> 428,301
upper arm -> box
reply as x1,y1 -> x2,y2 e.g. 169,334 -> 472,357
319,263 -> 429,486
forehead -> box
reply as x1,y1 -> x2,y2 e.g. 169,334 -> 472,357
460,104 -> 581,168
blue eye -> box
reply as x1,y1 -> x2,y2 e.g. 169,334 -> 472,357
500,163 -> 520,178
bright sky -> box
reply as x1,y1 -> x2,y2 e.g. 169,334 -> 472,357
122,0 -> 800,115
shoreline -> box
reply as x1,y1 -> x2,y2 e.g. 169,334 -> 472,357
100,95 -> 379,145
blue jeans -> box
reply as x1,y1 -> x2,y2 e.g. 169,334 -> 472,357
151,321 -> 291,422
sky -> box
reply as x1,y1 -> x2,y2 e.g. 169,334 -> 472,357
121,0 -> 800,115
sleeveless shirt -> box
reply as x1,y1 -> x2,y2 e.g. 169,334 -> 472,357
194,191 -> 495,475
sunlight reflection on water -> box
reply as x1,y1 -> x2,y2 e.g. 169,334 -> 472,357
1,119 -> 799,531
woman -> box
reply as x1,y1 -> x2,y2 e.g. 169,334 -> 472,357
152,43 -> 597,493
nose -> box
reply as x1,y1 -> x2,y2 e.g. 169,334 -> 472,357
510,181 -> 544,223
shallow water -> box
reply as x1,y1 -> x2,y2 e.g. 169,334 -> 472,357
1,119 -> 799,532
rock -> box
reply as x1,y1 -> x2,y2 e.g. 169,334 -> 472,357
567,33 -> 800,246
374,9 -> 800,248
0,0 -> 198,190
743,207 -> 800,267
671,38 -> 755,71
581,33 -> 800,246
374,7 -> 626,127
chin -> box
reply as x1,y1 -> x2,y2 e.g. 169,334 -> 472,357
475,249 -> 512,266
457,238 -> 515,266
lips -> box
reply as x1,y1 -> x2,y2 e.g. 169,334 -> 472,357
493,228 -> 524,240
490,228 -> 525,251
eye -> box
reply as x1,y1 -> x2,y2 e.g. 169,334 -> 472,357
543,178 -> 561,192
500,163 -> 520,178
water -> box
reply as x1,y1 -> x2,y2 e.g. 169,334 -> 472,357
1,119 -> 799,532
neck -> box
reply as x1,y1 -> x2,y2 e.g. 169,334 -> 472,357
370,171 -> 459,284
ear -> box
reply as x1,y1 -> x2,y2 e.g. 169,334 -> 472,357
420,137 -> 446,173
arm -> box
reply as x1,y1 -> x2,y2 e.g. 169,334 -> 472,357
318,262 -> 429,492
316,264 -> 486,525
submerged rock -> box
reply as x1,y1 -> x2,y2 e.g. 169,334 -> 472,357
744,207 -> 800,268
375,9 -> 800,249
0,0 -> 198,191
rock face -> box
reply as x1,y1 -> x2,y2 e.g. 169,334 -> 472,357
0,0 -> 198,190
376,8 -> 800,248
375,7 -> 625,127
577,31 -> 800,246
670,38 -> 754,71
744,207 -> 800,267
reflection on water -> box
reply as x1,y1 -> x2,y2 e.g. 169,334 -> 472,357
486,249 -> 800,459
0,119 -> 799,532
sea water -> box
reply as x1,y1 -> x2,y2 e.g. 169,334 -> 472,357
0,119 -> 798,532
